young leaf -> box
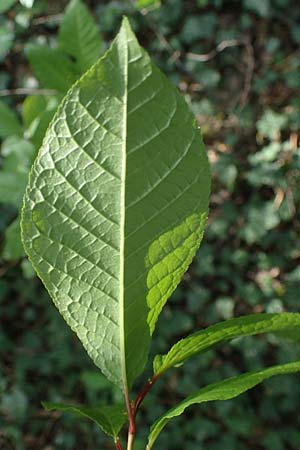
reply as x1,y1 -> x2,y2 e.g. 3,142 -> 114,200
0,101 -> 23,138
43,402 -> 126,438
58,0 -> 102,73
153,312 -> 300,375
21,18 -> 210,390
25,45 -> 78,92
147,361 -> 300,449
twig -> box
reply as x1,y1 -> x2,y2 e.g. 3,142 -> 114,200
238,38 -> 255,109
0,88 -> 57,97
31,13 -> 63,25
186,39 -> 241,62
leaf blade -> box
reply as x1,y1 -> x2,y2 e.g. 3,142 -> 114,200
21,18 -> 210,390
43,402 -> 126,438
154,313 -> 300,375
147,361 -> 300,449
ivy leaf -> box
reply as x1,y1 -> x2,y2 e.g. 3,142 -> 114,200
43,402 -> 126,438
153,313 -> 300,375
25,45 -> 78,92
147,361 -> 300,449
58,0 -> 103,73
21,17 -> 210,390
0,101 -> 23,138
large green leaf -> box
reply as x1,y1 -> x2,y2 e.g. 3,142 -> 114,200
25,45 -> 78,92
58,0 -> 102,73
43,402 -> 126,438
0,101 -> 23,138
21,18 -> 210,390
154,312 -> 300,375
147,361 -> 300,449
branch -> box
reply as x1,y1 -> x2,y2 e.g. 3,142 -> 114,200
186,39 -> 241,62
31,13 -> 63,25
0,88 -> 57,97
238,38 -> 255,109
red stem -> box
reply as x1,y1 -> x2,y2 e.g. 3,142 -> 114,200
114,438 -> 123,450
133,374 -> 159,416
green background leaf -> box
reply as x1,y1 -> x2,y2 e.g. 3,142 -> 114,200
25,45 -> 78,92
2,217 -> 24,260
0,101 -> 23,138
58,0 -> 102,73
134,0 -> 161,10
0,137 -> 35,206
21,18 -> 210,390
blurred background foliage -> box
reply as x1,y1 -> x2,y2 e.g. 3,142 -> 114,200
0,0 -> 300,449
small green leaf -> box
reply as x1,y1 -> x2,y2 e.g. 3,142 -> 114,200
153,313 -> 300,375
147,361 -> 300,449
58,0 -> 102,73
0,101 -> 23,138
21,17 -> 210,390
43,402 -> 127,438
25,44 -> 78,92
134,0 -> 161,10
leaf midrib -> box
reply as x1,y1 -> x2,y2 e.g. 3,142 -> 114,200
120,25 -> 129,393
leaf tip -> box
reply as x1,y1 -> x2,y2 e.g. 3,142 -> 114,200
120,15 -> 134,37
